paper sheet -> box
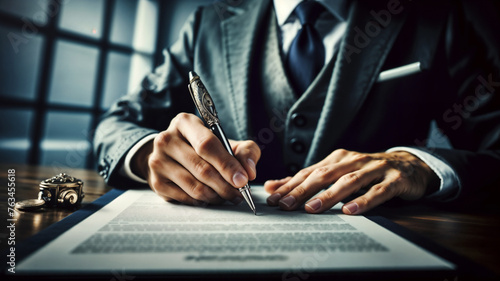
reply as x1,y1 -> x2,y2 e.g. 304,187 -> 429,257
18,187 -> 454,274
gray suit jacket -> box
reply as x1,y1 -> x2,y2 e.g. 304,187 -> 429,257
94,0 -> 500,205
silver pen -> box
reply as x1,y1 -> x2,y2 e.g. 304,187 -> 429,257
187,71 -> 257,215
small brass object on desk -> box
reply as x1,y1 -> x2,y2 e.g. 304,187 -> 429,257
15,173 -> 85,211
15,199 -> 46,211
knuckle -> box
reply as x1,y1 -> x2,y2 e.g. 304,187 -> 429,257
333,148 -> 348,157
171,113 -> 197,128
149,176 -> 170,195
340,173 -> 361,186
148,155 -> 162,170
194,161 -> 215,178
320,188 -> 336,201
170,113 -> 184,127
195,136 -> 218,155
219,158 -> 239,174
297,167 -> 313,178
293,185 -> 307,197
189,182 -> 207,200
311,166 -> 332,181
357,196 -> 369,208
373,182 -> 398,197
351,153 -> 371,163
375,159 -> 390,168
154,131 -> 172,147
373,184 -> 390,194
175,112 -> 192,122
335,148 -> 348,154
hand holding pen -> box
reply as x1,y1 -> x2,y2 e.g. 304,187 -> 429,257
130,74 -> 260,210
188,71 -> 257,214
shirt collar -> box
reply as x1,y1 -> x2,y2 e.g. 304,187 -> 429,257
273,0 -> 348,26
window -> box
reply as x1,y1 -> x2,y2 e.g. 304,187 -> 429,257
0,0 -> 160,169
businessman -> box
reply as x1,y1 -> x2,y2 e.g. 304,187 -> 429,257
94,0 -> 500,215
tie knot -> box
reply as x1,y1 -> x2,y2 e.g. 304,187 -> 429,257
294,1 -> 325,26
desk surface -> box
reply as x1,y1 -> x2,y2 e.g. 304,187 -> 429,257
1,163 -> 499,277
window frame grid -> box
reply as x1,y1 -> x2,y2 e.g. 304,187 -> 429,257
0,0 -> 163,169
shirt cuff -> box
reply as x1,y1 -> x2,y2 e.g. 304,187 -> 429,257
122,133 -> 158,184
386,146 -> 461,201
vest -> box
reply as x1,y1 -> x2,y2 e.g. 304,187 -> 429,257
249,7 -> 336,183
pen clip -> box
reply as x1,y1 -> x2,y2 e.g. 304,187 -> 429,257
187,75 -> 220,127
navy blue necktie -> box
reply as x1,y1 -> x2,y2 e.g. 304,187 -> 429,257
286,1 -> 326,96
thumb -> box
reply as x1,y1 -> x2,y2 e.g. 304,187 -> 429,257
230,140 -> 261,180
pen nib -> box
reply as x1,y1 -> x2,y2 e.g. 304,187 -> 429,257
253,209 -> 257,216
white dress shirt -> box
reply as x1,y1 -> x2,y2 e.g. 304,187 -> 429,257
124,0 -> 461,201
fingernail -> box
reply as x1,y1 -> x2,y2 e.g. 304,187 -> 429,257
231,197 -> 243,205
306,198 -> 322,212
267,193 -> 281,205
279,195 -> 296,208
233,172 -> 248,187
247,158 -> 256,174
343,202 -> 359,214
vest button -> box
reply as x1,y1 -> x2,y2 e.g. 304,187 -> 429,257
291,113 -> 307,127
290,138 -> 306,153
287,163 -> 300,174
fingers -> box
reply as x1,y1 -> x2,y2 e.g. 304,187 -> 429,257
264,150 -> 365,207
148,113 -> 262,207
173,113 -> 250,188
264,177 -> 292,204
163,135 -> 241,202
341,173 -> 402,215
230,140 -> 261,181
264,177 -> 292,193
303,162 -> 385,213
153,181 -> 204,206
264,149 -> 427,215
148,150 -> 225,205
264,164 -> 323,206
266,158 -> 366,209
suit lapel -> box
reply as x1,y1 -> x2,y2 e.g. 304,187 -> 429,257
306,1 -> 408,165
220,0 -> 271,140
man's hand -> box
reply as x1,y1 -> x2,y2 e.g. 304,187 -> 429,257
265,149 -> 439,215
132,113 -> 261,206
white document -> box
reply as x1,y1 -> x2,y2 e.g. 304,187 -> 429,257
18,187 -> 454,274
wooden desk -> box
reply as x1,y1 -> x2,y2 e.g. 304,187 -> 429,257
1,164 -> 499,277
0,164 -> 112,247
